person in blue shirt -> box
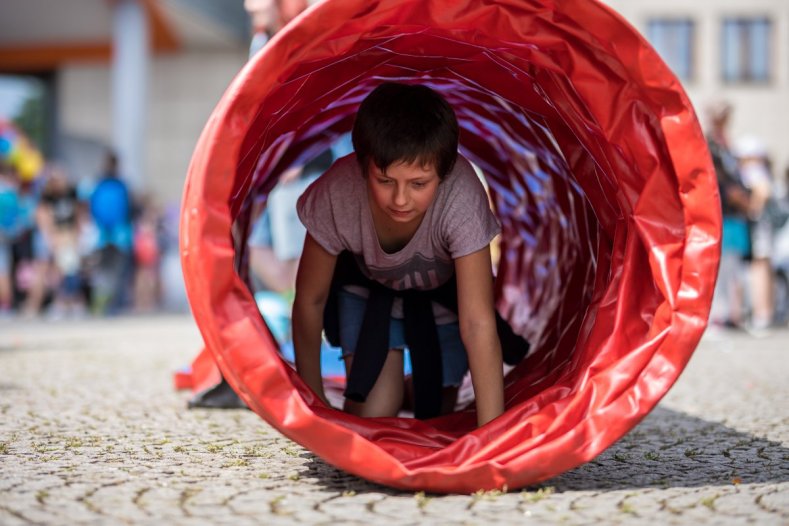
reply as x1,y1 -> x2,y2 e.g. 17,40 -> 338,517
89,152 -> 134,315
0,162 -> 20,315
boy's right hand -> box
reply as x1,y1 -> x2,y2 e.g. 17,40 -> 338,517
309,383 -> 331,408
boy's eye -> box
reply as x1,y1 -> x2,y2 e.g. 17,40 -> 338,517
412,182 -> 427,188
377,178 -> 394,185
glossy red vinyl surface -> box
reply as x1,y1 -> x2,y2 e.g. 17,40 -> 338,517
180,0 -> 720,492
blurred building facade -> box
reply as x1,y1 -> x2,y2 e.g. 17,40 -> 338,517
605,0 -> 789,180
1,0 -> 787,205
0,0 -> 249,203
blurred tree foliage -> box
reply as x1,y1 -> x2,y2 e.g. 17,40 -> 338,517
14,92 -> 46,151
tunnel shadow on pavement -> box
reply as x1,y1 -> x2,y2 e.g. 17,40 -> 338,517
299,406 -> 788,493
546,406 -> 788,491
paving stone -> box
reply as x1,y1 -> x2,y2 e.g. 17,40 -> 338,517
0,315 -> 786,525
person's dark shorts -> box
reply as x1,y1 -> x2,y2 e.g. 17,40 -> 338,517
337,289 -> 469,387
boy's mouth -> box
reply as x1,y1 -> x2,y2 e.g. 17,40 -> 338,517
388,208 -> 412,218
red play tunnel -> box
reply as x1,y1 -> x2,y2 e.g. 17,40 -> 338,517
180,0 -> 720,493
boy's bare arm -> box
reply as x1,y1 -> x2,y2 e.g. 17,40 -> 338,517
455,246 -> 505,427
292,234 -> 337,405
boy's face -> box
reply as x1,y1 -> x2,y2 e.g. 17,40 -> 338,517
367,160 -> 439,225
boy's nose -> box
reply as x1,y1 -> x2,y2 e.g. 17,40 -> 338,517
393,186 -> 408,206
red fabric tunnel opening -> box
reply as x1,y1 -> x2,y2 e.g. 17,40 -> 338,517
181,0 -> 720,493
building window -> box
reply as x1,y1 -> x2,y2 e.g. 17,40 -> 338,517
722,18 -> 772,83
647,19 -> 695,82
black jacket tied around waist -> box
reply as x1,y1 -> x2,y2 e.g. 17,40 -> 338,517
323,251 -> 530,419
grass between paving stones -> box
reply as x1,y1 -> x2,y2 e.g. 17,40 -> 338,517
222,458 -> 250,468
700,494 -> 719,510
618,500 -> 637,516
521,486 -> 556,503
414,491 -> 431,508
270,495 -> 288,515
35,490 -> 49,504
613,452 -> 629,462
64,437 -> 84,449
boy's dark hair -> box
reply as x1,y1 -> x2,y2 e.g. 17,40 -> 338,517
352,83 -> 459,179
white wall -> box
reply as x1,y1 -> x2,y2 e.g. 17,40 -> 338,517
603,0 -> 789,181
146,51 -> 247,202
58,49 -> 246,204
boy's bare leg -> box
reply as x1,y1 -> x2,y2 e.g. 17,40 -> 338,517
343,350 -> 404,418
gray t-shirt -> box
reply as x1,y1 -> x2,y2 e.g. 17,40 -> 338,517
296,153 -> 500,319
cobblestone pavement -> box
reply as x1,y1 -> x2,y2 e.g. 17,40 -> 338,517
0,315 -> 786,525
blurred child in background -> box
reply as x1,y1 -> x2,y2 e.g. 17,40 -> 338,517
0,162 -> 20,315
38,165 -> 87,319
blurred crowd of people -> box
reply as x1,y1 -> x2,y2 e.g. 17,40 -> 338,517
708,101 -> 789,335
4,0 -> 788,345
0,151 -> 176,320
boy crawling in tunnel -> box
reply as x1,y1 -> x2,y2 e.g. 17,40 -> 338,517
294,83 -> 526,427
